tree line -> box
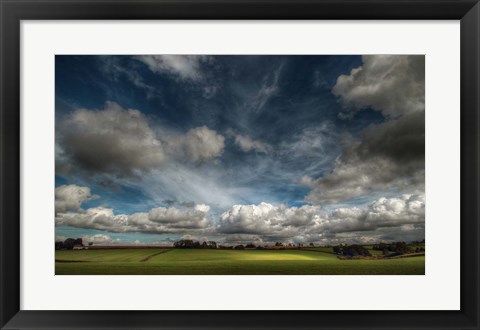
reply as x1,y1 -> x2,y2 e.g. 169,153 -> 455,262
55,238 -> 92,250
372,242 -> 424,255
173,239 -> 323,250
173,239 -> 217,249
333,244 -> 372,257
332,241 -> 425,258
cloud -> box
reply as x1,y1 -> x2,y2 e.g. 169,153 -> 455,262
59,234 -> 173,246
55,204 -> 212,235
101,57 -> 158,98
218,194 -> 425,244
218,203 -> 323,243
180,234 -> 209,242
57,101 -> 166,176
81,234 -> 122,245
133,163 -> 252,210
55,184 -> 213,235
135,55 -> 212,81
57,102 -> 225,177
222,234 -> 265,244
167,126 -> 225,162
304,55 -> 425,203
148,204 -> 211,229
55,235 -> 67,242
233,133 -> 272,153
55,184 -> 98,214
304,111 -> 425,204
355,110 -> 425,163
333,55 -> 425,118
219,203 -> 322,235
55,185 -> 424,244
322,194 -> 425,235
248,64 -> 283,112
279,122 -> 339,175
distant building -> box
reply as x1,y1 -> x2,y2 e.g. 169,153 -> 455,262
73,245 -> 85,250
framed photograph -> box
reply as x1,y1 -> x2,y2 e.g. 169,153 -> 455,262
1,0 -> 479,329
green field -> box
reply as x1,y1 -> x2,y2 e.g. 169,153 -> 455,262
55,248 -> 425,275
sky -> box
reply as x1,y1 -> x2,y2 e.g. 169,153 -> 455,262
55,55 -> 425,246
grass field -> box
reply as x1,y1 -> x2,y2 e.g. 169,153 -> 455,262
55,248 -> 425,275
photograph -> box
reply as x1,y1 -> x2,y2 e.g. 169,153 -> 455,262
54,55 -> 425,275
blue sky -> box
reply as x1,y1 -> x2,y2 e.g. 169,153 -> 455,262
55,55 -> 425,246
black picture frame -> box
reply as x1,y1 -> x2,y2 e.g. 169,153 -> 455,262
1,0 -> 479,329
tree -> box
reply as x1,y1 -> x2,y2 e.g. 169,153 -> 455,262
55,241 -> 64,250
309,243 -> 314,247
246,243 -> 256,249
393,242 -> 412,254
63,238 -> 76,250
275,242 -> 283,247
234,245 -> 245,250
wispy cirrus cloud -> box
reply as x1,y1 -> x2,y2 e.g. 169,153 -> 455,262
134,55 -> 213,81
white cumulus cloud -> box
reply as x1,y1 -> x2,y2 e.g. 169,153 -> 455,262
218,194 -> 425,245
55,184 -> 98,214
333,55 -> 425,118
167,126 -> 225,162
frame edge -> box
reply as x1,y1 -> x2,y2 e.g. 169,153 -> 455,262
1,0 -> 479,329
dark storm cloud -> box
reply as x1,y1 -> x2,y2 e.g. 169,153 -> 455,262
357,110 -> 425,163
